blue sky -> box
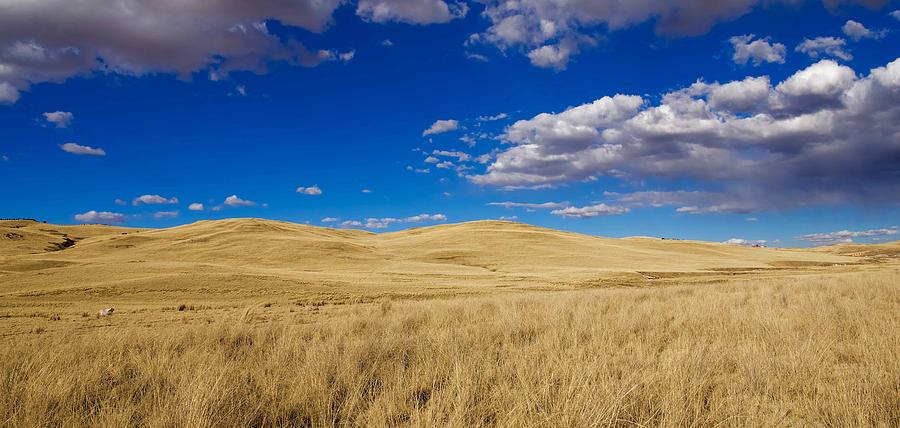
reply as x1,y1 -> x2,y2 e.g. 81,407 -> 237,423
1,0 -> 899,247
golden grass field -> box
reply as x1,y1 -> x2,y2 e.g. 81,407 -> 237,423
1,218 -> 898,426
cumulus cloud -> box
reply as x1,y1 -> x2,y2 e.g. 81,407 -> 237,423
0,0 -> 346,103
798,227 -> 898,245
74,210 -> 126,223
224,195 -> 255,207
60,142 -> 105,156
435,160 -> 456,169
43,111 -> 74,128
188,203 -> 204,211
842,20 -> 885,41
356,0 -> 468,24
433,150 -> 471,162
729,34 -> 786,66
0,82 -> 19,103
487,201 -> 567,209
795,37 -> 852,61
296,185 -> 323,195
468,0 -> 881,70
132,194 -> 178,206
550,203 -> 630,219
527,41 -> 579,70
723,238 -> 767,246
153,211 -> 179,219
423,119 -> 460,136
340,213 -> 447,229
469,57 -> 900,213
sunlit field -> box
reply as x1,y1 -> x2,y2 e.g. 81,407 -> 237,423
2,271 -> 897,427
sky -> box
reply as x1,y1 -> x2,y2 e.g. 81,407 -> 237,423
1,0 -> 899,247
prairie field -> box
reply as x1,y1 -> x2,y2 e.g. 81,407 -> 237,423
1,219 -> 898,426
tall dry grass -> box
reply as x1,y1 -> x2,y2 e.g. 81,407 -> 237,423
1,272 -> 897,427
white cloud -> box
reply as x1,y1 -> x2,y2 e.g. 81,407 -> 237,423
499,215 -> 518,221
702,76 -> 772,112
42,111 -> 74,128
1,155 -> 8,162
465,52 -> 490,62
132,194 -> 178,206
527,41 -> 578,70
891,10 -> 900,21
422,119 -> 460,136
795,37 -> 852,61
0,82 -> 19,104
153,211 -> 179,219
433,149 -> 471,162
114,198 -> 127,206
842,20 -> 884,42
470,0 -> 874,70
338,50 -> 355,62
745,217 -> 758,222
487,201 -> 567,209
469,57 -> 900,212
296,185 -> 323,195
729,34 -> 786,66
478,112 -> 509,121
424,156 -> 439,163
406,165 -> 430,173
340,213 -> 447,229
60,142 -> 105,156
0,0 -> 347,103
798,227 -> 898,245
361,189 -> 372,193
188,203 -> 204,211
723,238 -> 767,246
474,153 -> 493,164
381,39 -> 394,46
234,85 -> 247,96
356,0 -> 468,24
224,195 -> 256,207
321,217 -> 338,223
74,210 -> 126,223
775,59 -> 856,109
459,135 -> 476,146
550,203 -> 630,219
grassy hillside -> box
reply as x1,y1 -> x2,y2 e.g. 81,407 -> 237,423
1,218 -> 897,426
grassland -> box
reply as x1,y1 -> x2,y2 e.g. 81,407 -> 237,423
0,218 -> 898,426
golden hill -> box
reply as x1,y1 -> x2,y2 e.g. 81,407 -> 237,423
0,218 -> 866,302
1,218 -> 897,424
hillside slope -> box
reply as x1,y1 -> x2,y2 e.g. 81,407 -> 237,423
0,218 -> 869,304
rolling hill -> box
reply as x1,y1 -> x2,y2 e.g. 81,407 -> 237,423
1,218 -> 869,302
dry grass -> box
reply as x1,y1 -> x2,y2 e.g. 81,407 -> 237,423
1,272 -> 897,427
